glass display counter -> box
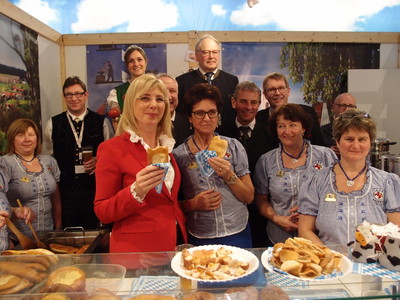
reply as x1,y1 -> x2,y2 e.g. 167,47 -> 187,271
0,247 -> 399,299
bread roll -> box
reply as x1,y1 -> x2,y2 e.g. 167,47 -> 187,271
46,266 -> 86,292
0,278 -> 32,295
49,243 -> 79,254
0,274 -> 20,292
0,261 -> 46,283
208,136 -> 227,158
182,291 -> 216,300
147,146 -> 169,164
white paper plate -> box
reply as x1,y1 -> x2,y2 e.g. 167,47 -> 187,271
171,244 -> 259,282
261,247 -> 353,282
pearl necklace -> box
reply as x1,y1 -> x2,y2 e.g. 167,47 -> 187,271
15,153 -> 36,166
281,141 -> 306,163
338,162 -> 367,187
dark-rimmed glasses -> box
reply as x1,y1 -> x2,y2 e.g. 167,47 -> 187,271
192,110 -> 218,119
334,103 -> 357,109
339,111 -> 370,120
64,92 -> 85,99
266,86 -> 287,94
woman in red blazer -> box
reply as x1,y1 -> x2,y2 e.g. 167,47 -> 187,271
94,74 -> 187,258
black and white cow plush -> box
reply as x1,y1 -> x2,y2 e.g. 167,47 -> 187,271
379,236 -> 400,271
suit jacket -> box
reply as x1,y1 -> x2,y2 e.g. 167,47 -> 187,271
94,132 -> 187,256
217,121 -> 273,175
255,105 -> 325,148
176,69 -> 239,125
321,122 -> 336,147
173,111 -> 192,148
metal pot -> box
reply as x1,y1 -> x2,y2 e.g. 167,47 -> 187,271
371,138 -> 395,153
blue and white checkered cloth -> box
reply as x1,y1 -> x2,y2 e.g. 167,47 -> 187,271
353,262 -> 400,280
195,150 -> 217,177
131,275 -> 179,296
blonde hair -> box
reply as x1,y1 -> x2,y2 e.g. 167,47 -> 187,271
116,74 -> 172,138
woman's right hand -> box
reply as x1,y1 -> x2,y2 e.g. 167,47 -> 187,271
13,206 -> 35,224
193,189 -> 222,211
134,165 -> 166,199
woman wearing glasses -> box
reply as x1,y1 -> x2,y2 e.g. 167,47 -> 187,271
173,83 -> 254,247
254,104 -> 337,245
106,45 -> 148,129
95,74 -> 187,256
298,109 -> 400,245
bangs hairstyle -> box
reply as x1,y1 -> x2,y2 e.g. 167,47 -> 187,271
63,76 -> 87,92
116,73 -> 171,137
124,45 -> 148,66
333,108 -> 376,142
6,118 -> 41,155
183,83 -> 223,117
268,103 -> 312,140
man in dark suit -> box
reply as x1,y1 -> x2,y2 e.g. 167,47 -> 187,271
158,73 -> 192,148
176,34 -> 238,126
256,72 -> 325,148
217,81 -> 273,247
321,92 -> 357,155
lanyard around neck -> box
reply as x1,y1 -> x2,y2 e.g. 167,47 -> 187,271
67,115 -> 84,148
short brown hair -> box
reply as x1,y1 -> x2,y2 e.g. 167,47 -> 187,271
233,81 -> 261,102
6,118 -> 41,155
333,109 -> 376,142
262,72 -> 289,92
268,104 -> 312,140
183,83 -> 223,117
63,76 -> 87,93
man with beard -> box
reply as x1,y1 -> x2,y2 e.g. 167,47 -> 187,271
256,72 -> 325,148
176,34 -> 238,126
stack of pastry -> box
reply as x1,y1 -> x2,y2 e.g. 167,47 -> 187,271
0,248 -> 58,295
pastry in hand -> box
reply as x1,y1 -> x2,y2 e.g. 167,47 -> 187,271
147,146 -> 169,164
208,136 -> 227,158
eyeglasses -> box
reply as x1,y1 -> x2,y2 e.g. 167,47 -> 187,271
138,96 -> 166,104
334,103 -> 357,109
197,50 -> 220,57
192,110 -> 218,119
64,92 -> 85,99
266,86 -> 287,94
339,111 -> 370,120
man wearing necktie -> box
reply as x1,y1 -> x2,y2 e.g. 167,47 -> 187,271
176,34 -> 239,126
217,81 -> 273,247
43,76 -> 114,229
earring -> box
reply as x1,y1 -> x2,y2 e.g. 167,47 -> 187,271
190,123 -> 193,130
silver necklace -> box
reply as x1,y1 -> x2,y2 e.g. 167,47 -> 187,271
281,141 -> 306,163
338,162 -> 367,187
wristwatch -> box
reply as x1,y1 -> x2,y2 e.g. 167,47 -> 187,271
225,173 -> 238,185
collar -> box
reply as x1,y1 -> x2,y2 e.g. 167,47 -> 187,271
198,67 -> 218,77
126,128 -> 175,153
67,109 -> 88,121
171,111 -> 176,121
235,118 -> 256,131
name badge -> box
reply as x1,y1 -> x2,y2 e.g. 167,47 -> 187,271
74,165 -> 85,174
325,193 -> 336,202
20,176 -> 30,183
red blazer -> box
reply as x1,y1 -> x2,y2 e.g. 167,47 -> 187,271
94,132 -> 187,255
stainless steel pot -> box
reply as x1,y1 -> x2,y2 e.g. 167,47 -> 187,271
371,138 -> 395,153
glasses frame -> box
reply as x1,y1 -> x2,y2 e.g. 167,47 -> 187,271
64,91 -> 86,99
138,96 -> 166,104
265,86 -> 287,94
196,50 -> 221,57
191,110 -> 219,119
334,103 -> 357,110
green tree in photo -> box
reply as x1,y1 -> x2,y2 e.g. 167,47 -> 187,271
280,42 -> 379,120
